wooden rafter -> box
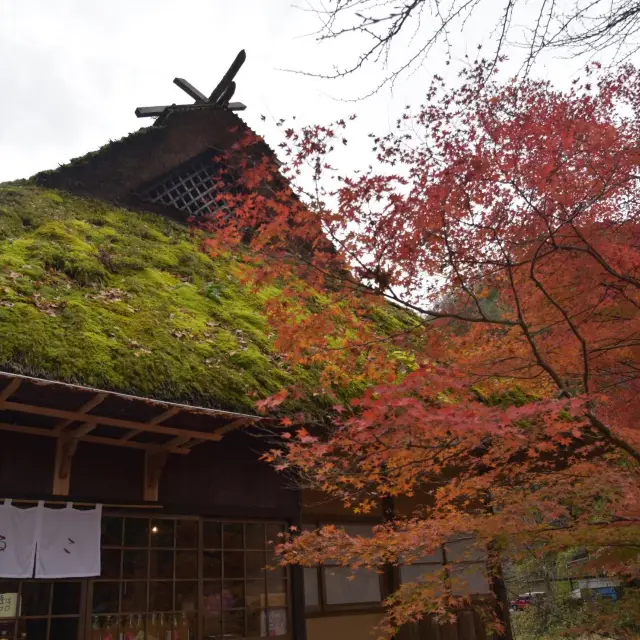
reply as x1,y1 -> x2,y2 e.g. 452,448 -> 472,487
54,392 -> 107,433
0,372 -> 262,456
0,422 -> 189,454
0,377 -> 21,403
121,406 -> 181,441
2,400 -> 228,442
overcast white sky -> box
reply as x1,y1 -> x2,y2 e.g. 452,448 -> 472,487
0,0 -> 623,183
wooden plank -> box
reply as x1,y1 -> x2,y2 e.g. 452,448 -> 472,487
135,105 -> 170,117
73,422 -> 97,437
1,400 -> 225,442
440,620 -> 459,640
173,77 -> 207,102
121,406 -> 181,441
425,615 -> 442,640
166,435 -> 192,448
211,417 -> 250,440
457,611 -> 476,640
216,80 -> 236,106
53,436 -> 79,496
209,49 -> 246,103
0,377 -> 21,403
0,422 -> 190,454
54,392 -> 107,433
144,449 -> 169,501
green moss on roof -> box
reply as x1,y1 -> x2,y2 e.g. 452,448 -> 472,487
0,184 -> 315,412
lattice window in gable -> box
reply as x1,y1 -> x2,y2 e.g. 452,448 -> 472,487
138,154 -> 234,218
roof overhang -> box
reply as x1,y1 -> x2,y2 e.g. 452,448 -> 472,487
0,370 -> 265,499
0,370 -> 262,455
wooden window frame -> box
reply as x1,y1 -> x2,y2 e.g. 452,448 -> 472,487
0,509 -> 292,640
302,519 -> 387,618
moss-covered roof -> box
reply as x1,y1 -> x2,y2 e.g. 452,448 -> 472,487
0,184 -> 318,412
0,184 -> 420,416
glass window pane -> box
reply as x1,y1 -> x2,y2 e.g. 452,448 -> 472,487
203,550 -> 221,579
265,523 -> 284,545
175,551 -> 198,579
304,568 -> 320,608
247,607 -> 263,637
92,581 -> 119,614
50,618 -> 79,638
224,551 -> 245,579
175,581 -> 198,613
225,581 -> 246,609
121,581 -> 147,613
400,564 -> 444,596
123,550 -> 148,579
101,516 -> 123,546
445,537 -> 485,563
223,523 -> 244,549
203,613 -> 222,638
150,550 -> 174,580
246,580 -> 266,611
267,581 -> 287,608
323,567 -> 381,605
149,581 -> 173,611
20,582 -> 51,616
245,523 -> 265,549
247,550 -> 266,579
223,609 -> 246,637
176,520 -> 198,549
203,522 -> 221,549
17,619 -> 47,640
203,582 -> 233,615
124,518 -> 149,547
52,582 -> 81,615
176,612 -> 196,638
151,520 -> 175,548
101,549 -> 122,579
450,564 -> 491,595
264,608 -> 288,637
342,524 -> 375,537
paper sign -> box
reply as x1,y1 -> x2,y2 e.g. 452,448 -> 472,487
0,593 -> 18,618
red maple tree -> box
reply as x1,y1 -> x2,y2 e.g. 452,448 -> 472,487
200,61 -> 640,635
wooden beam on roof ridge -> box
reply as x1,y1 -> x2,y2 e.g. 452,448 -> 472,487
54,392 -> 108,433
0,377 -> 21,403
173,77 -> 207,103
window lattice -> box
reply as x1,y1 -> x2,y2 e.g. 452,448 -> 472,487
139,156 -> 232,217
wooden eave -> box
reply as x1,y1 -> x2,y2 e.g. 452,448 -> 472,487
0,370 -> 261,455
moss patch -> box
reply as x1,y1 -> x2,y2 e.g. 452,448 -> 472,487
0,185 -> 306,411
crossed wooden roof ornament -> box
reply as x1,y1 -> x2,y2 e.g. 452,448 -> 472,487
135,50 -> 247,118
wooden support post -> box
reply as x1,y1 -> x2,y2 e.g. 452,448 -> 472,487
144,450 -> 169,502
53,436 -> 79,496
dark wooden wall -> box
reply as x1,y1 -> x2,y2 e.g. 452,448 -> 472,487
0,429 -> 298,520
400,611 -> 488,640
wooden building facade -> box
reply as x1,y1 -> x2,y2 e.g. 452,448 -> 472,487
0,85 -> 500,640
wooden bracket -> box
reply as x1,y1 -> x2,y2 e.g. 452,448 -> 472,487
144,450 -> 169,502
53,436 -> 80,496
